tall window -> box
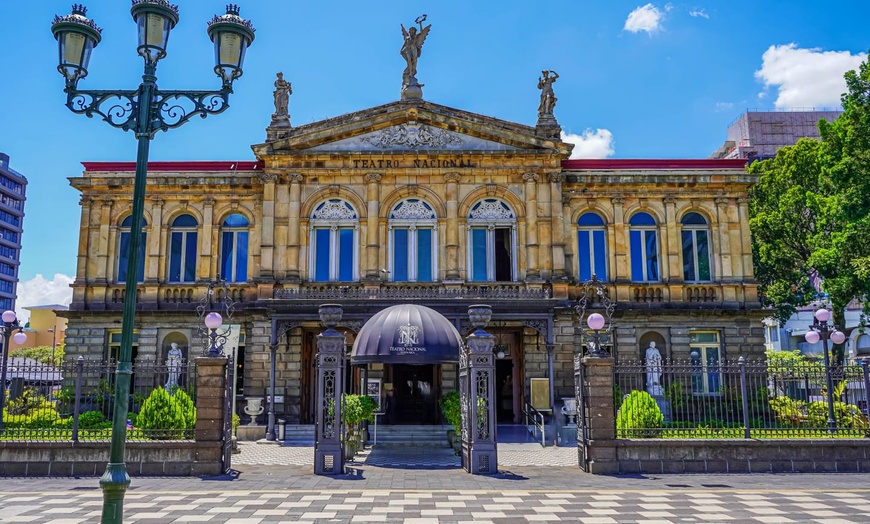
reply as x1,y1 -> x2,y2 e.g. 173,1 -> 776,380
118,216 -> 146,283
681,212 -> 711,282
220,213 -> 249,282
690,331 -> 721,394
577,212 -> 607,281
629,212 -> 659,282
310,199 -> 358,282
467,199 -> 516,282
389,199 -> 437,282
169,214 -> 198,283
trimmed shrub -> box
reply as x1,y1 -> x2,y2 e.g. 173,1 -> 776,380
616,390 -> 664,438
172,389 -> 197,429
136,387 -> 187,438
78,410 -> 110,430
439,390 -> 461,430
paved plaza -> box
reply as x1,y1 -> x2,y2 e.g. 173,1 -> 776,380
1,442 -> 869,523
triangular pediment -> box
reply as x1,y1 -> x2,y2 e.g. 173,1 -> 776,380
252,100 -> 573,157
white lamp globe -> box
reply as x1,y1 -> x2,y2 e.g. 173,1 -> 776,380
814,308 -> 831,323
805,330 -> 821,344
1,310 -> 16,323
12,332 -> 27,345
205,312 -> 223,330
587,313 -> 605,331
831,331 -> 847,345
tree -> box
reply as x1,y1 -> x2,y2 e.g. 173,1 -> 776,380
9,345 -> 65,366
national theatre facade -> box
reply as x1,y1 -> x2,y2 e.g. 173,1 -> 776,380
63,32 -> 763,426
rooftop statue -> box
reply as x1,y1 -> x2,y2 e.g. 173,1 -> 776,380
537,70 -> 559,116
272,72 -> 292,118
400,14 -> 431,100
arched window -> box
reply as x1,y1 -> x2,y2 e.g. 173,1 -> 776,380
389,199 -> 437,282
310,199 -> 358,282
629,212 -> 659,282
681,212 -> 712,282
220,213 -> 249,282
118,216 -> 146,283
577,212 -> 607,281
169,214 -> 198,283
467,199 -> 516,282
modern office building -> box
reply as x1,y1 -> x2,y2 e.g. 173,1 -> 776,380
0,152 -> 27,312
710,109 -> 842,161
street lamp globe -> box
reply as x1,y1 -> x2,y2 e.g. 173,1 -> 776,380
831,330 -> 847,345
205,311 -> 223,330
12,332 -> 27,345
50,4 -> 103,88
587,313 -> 605,331
130,0 -> 180,65
805,330 -> 821,344
207,4 -> 256,88
1,310 -> 16,323
815,308 -> 831,323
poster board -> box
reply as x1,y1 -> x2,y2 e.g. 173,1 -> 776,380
530,378 -> 550,410
367,378 -> 382,409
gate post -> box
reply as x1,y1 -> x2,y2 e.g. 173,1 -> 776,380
460,304 -> 498,474
314,304 -> 345,475
193,356 -> 229,476
576,355 -> 618,474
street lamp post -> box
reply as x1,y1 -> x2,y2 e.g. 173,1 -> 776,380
0,310 -> 28,431
574,276 -> 616,357
50,3 -> 255,523
804,308 -> 847,433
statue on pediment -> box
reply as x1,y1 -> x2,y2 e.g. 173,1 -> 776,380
272,72 -> 292,118
400,15 -> 431,99
537,70 -> 559,116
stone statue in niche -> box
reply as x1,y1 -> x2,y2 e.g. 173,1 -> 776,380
645,341 -> 663,397
165,342 -> 184,390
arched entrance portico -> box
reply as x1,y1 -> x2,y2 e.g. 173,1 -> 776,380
351,304 -> 463,425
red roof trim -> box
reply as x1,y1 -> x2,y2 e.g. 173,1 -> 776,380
561,159 -> 748,170
82,161 -> 264,172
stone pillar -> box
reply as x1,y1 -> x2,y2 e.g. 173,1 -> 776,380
549,172 -> 566,280
575,356 -> 618,474
314,304 -> 345,475
73,198 -> 93,308
737,198 -> 753,279
97,199 -> 113,282
663,196 -> 680,281
714,196 -> 732,280
537,174 -> 554,277
460,305 -> 498,474
523,173 -> 540,280
201,197 -> 215,279
146,197 -> 163,282
258,172 -> 278,279
193,356 -> 229,476
444,173 -> 462,280
610,197 -> 627,285
274,176 -> 290,280
364,173 -> 382,281
562,197 -> 574,280
286,173 -> 304,281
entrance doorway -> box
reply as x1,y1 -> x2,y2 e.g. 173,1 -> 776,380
388,364 -> 439,424
496,359 -> 515,423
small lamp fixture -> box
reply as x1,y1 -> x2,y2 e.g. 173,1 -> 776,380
204,311 -> 225,357
587,313 -> 605,331
1,310 -> 17,324
12,332 -> 27,345
50,4 -> 103,88
207,4 -> 256,88
130,0 -> 180,65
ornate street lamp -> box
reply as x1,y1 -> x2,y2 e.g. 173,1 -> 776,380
575,276 -> 615,357
804,308 -> 846,433
50,4 -> 254,523
0,310 -> 28,432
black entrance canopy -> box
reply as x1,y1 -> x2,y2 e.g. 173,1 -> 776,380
351,304 -> 463,364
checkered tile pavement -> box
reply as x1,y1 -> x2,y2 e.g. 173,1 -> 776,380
2,489 -> 869,523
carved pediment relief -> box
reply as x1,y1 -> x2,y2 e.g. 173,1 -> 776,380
309,123 -> 519,152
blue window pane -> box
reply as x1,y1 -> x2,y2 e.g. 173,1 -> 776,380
577,213 -> 604,226
172,214 -> 197,227
417,228 -> 432,281
593,230 -> 607,281
221,231 -> 234,281
169,232 -> 183,282
223,213 -> 248,227
682,230 -> 695,281
706,348 -> 720,392
338,228 -> 354,281
630,230 -> 643,281
121,216 -> 147,227
630,212 -> 655,226
236,231 -> 248,281
578,230 -> 591,281
645,231 -> 658,281
393,229 -> 409,282
119,232 -> 130,282
314,229 -> 331,281
184,232 -> 198,282
471,228 -> 488,281
697,230 -> 710,281
681,212 -> 707,225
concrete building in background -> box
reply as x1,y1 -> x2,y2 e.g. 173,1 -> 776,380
9,304 -> 68,354
710,109 -> 843,161
0,152 -> 27,312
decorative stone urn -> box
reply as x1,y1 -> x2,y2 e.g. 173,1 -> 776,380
468,304 -> 492,331
561,398 -> 577,425
244,397 -> 264,425
319,304 -> 343,328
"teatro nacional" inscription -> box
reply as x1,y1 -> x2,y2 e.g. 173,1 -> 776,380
351,157 -> 476,169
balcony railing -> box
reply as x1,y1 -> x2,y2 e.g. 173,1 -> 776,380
273,283 -> 551,300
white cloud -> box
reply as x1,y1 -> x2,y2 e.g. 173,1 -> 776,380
715,101 -> 735,113
624,4 -> 665,34
689,8 -> 709,18
562,129 -> 616,159
15,273 -> 74,323
755,44 -> 866,108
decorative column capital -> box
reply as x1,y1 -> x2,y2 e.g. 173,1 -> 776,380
149,197 -> 164,207
737,197 -> 750,205
443,172 -> 461,183
548,172 -> 565,184
714,196 -> 730,206
100,199 -> 114,208
257,172 -> 279,183
288,172 -> 304,183
364,172 -> 382,183
522,172 -> 539,183
80,197 -> 93,206
202,197 -> 216,207
662,196 -> 676,205
611,196 -> 625,206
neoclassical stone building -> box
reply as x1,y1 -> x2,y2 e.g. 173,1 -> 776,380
64,92 -> 763,425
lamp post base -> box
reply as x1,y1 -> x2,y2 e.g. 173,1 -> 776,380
99,462 -> 131,524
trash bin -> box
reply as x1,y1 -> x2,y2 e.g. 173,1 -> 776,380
277,419 -> 286,441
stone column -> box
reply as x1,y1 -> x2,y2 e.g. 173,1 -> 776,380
444,173 -> 462,280
201,197 -> 215,279
523,173 -> 540,280
562,196 -> 574,280
286,173 -> 304,281
258,172 -> 278,279
549,172 -> 566,280
364,173 -> 382,281
537,174 -> 553,277
714,196 -> 732,280
461,305 -> 498,474
97,199 -> 113,282
146,197 -> 163,283
663,196 -> 679,281
575,356 -> 618,474
314,304 -> 345,475
274,176 -> 290,280
192,356 -> 229,476
76,197 -> 93,282
610,197 -> 627,283
737,198 -> 754,279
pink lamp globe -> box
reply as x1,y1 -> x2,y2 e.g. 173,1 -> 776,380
814,308 -> 831,323
12,332 -> 27,345
1,310 -> 16,323
805,330 -> 821,344
205,312 -> 223,330
831,331 -> 846,345
587,313 -> 605,331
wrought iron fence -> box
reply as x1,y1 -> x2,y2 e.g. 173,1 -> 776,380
1,357 -> 198,442
613,358 -> 870,439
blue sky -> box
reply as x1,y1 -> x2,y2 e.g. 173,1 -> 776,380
1,0 -> 867,320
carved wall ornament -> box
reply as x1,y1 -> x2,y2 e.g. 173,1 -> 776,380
469,199 -> 515,221
443,173 -> 461,183
257,172 -> 279,183
364,173 -> 382,183
312,199 -> 358,220
390,199 -> 437,220
485,184 -> 498,196
288,173 -> 304,183
359,123 -> 464,149
202,197 -> 216,207
611,196 -> 625,206
522,172 -> 539,183
714,196 -> 729,206
327,184 -> 341,196
548,172 -> 565,184
662,196 -> 676,205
